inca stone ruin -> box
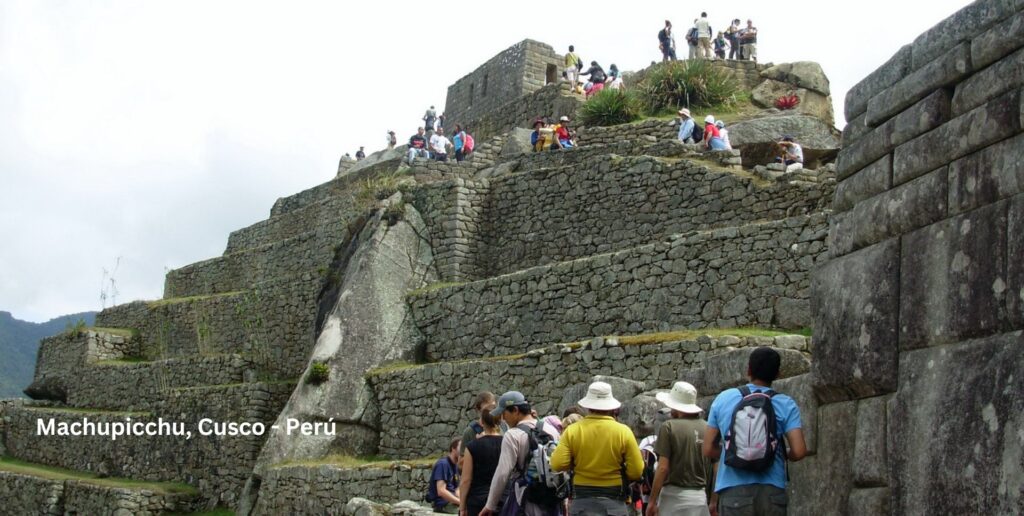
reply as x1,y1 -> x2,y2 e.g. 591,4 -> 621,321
2,2 -> 1023,514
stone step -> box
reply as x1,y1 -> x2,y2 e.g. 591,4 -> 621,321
226,192 -> 365,254
408,151 -> 832,283
3,382 -> 295,507
0,456 -> 200,515
271,156 -> 404,217
96,276 -> 320,377
408,213 -> 828,362
252,460 -> 433,515
163,224 -> 346,298
366,336 -> 810,459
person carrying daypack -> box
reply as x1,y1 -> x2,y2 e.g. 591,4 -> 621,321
481,392 -> 562,516
703,348 -> 807,516
551,382 -> 644,515
647,382 -> 714,516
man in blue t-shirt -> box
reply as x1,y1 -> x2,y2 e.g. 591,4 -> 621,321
426,438 -> 461,513
703,347 -> 807,515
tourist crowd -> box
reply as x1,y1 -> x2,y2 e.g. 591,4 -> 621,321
425,348 -> 807,516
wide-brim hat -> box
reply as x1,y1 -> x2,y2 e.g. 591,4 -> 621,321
578,381 -> 621,411
678,108 -> 691,118
656,381 -> 703,414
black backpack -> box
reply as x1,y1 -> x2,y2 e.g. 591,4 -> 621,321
690,122 -> 704,142
723,386 -> 786,472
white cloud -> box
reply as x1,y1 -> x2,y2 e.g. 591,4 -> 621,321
0,0 -> 972,321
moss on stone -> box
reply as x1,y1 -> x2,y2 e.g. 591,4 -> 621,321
406,281 -> 466,297
0,456 -> 197,495
613,327 -> 793,346
146,291 -> 246,308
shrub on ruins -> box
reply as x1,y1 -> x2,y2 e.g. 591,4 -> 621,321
578,88 -> 644,127
637,60 -> 740,114
306,361 -> 330,385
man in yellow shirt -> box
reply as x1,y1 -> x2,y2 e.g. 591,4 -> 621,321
551,382 -> 644,515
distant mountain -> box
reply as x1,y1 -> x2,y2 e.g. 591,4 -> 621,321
0,310 -> 96,398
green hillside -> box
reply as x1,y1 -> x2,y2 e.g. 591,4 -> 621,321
0,310 -> 96,398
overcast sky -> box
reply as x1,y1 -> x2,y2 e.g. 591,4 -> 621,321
1,0 -> 971,322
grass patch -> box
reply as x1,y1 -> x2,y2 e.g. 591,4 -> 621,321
365,360 -> 417,376
792,327 -> 813,337
578,88 -> 644,127
273,454 -> 436,469
637,60 -> 742,114
0,456 -> 197,495
614,327 -> 793,346
21,406 -> 149,417
406,281 -> 466,297
146,291 -> 245,308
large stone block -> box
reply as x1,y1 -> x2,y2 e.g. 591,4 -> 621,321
948,132 -> 1024,215
786,401 -> 856,515
854,395 -> 891,487
841,111 -> 869,148
830,166 -> 948,257
836,89 -> 950,180
866,42 -> 971,127
848,488 -> 891,515
760,61 -> 831,96
845,45 -> 911,121
893,88 -> 1021,186
954,45 -> 1024,115
772,373 -> 818,455
900,201 -> 1009,349
911,0 -> 1024,70
1009,195 -> 1024,328
833,154 -> 891,213
972,8 -> 1024,68
812,239 -> 900,402
701,347 -> 809,396
891,331 -> 1024,515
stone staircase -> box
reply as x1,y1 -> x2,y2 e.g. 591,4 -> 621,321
246,128 -> 835,513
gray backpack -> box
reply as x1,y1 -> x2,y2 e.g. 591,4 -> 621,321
723,386 -> 785,472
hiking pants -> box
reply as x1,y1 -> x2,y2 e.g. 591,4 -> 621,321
698,37 -> 712,58
718,484 -> 787,516
569,497 -> 628,516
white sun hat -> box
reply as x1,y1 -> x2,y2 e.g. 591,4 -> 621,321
577,381 -> 622,411
704,115 -> 716,124
655,381 -> 703,414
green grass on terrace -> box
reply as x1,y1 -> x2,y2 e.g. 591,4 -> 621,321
146,291 -> 246,308
0,456 -> 197,495
406,281 -> 466,297
273,454 -> 436,469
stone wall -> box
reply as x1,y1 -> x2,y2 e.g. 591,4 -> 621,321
4,382 -> 293,507
369,338 -> 810,458
576,119 -> 677,146
410,213 -> 827,361
253,463 -> 431,514
458,82 -> 584,143
444,40 -> 563,138
814,1 -> 1024,513
0,469 -> 200,515
227,193 -> 363,254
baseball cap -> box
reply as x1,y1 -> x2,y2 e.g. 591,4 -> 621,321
490,391 -> 528,418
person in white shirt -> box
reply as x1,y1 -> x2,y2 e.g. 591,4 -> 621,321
430,127 -> 452,162
695,12 -> 713,59
715,120 -> 732,150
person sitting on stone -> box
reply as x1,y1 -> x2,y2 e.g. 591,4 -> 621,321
554,116 -> 575,149
408,127 -> 430,164
460,409 -> 504,516
715,120 -> 732,150
703,115 -> 729,151
531,118 -> 557,152
426,438 -> 462,514
775,135 -> 804,166
677,109 -> 697,143
430,127 -> 452,162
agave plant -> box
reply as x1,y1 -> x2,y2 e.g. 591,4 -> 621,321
775,93 -> 800,110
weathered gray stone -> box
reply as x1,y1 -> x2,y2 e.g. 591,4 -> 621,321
787,401 -> 856,514
618,393 -> 662,438
893,88 -> 1021,186
23,376 -> 68,403
1010,195 -> 1024,328
954,45 -> 1024,115
867,42 -> 972,127
773,373 -> 818,454
848,488 -> 891,515
830,166 -> 948,257
701,347 -> 809,395
900,201 -> 1009,349
910,0 -> 1024,70
772,297 -> 811,329
750,79 -> 834,125
727,114 -> 841,168
841,111 -> 870,148
833,155 -> 891,213
972,8 -> 1024,69
854,395 -> 891,486
812,239 -> 900,402
760,61 -> 831,96
891,332 -> 1024,515
948,132 -> 1024,215
845,45 -> 911,121
344,497 -> 391,516
837,89 -> 951,180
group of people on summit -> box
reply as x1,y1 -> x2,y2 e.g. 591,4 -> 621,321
426,347 -> 807,516
659,15 -> 759,62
